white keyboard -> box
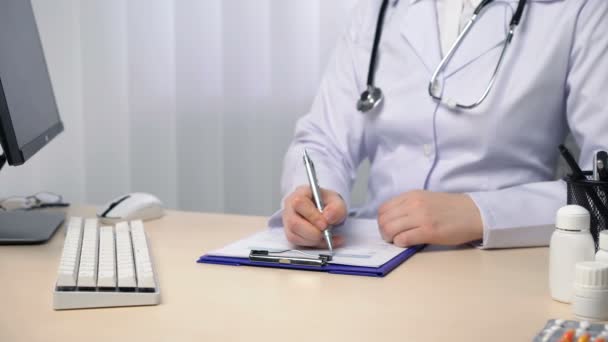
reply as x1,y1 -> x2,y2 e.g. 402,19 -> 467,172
53,217 -> 160,310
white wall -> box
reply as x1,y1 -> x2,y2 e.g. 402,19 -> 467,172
0,0 -> 362,216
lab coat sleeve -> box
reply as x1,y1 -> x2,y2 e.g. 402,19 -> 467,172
467,0 -> 608,249
467,181 -> 566,249
268,3 -> 371,227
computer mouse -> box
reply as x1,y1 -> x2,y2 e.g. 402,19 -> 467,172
97,192 -> 165,224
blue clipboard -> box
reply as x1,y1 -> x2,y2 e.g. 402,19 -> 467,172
197,244 -> 425,277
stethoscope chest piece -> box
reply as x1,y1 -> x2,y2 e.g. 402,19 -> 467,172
357,85 -> 384,113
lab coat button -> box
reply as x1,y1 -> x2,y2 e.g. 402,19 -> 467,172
423,144 -> 433,157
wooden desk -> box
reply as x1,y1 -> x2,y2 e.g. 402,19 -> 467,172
0,207 -> 573,341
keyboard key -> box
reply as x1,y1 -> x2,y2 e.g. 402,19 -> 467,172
116,222 -> 136,288
77,221 -> 99,287
97,226 -> 116,288
130,220 -> 156,289
56,218 -> 83,287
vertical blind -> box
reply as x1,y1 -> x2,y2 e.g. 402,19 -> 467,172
0,0 -> 360,216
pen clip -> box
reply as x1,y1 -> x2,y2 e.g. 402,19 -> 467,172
303,150 -> 325,209
249,250 -> 332,267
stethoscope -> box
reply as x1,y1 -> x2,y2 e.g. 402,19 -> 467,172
356,0 -> 528,113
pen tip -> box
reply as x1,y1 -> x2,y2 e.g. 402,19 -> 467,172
326,236 -> 334,255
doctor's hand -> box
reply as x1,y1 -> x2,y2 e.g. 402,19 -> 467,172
377,190 -> 483,247
282,185 -> 347,248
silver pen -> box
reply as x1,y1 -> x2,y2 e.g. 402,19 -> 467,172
303,149 -> 334,255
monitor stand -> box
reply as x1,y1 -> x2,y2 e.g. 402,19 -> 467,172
0,210 -> 64,244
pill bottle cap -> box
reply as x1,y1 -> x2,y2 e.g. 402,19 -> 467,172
556,205 -> 590,231
575,261 -> 608,290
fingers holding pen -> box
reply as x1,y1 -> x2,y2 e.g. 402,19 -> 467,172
292,192 -> 328,230
283,204 -> 345,248
283,185 -> 347,248
283,186 -> 327,246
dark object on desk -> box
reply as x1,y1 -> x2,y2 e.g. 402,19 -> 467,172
565,173 -> 608,250
35,202 -> 70,209
0,210 -> 64,244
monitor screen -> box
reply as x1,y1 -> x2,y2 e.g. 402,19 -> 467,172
0,0 -> 63,166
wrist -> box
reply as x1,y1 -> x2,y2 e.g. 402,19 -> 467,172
462,194 -> 483,242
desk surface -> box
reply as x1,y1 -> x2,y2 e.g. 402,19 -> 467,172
0,207 -> 574,342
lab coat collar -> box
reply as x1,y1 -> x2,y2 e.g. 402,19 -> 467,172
400,0 -> 551,77
399,0 -> 442,73
401,0 -> 483,75
442,0 -> 512,77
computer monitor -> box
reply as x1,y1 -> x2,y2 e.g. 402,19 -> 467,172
0,0 -> 65,244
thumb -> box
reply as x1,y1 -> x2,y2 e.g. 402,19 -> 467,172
322,197 -> 347,225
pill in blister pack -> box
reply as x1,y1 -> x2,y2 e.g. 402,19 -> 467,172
534,320 -> 608,342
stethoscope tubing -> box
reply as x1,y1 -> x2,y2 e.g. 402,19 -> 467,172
359,0 -> 528,112
367,0 -> 389,87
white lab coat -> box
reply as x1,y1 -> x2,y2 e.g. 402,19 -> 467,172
272,0 -> 608,248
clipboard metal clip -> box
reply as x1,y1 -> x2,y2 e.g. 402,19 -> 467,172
249,250 -> 332,267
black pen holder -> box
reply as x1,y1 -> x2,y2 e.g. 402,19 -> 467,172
565,172 -> 608,250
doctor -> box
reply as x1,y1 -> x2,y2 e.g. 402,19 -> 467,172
275,0 -> 608,249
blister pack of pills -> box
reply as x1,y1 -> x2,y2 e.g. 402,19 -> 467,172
534,319 -> 608,342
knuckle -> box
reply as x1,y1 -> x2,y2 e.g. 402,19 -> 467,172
327,203 -> 343,218
295,185 -> 311,196
381,222 -> 395,241
407,191 -> 424,204
411,198 -> 424,209
393,234 -> 408,247
294,222 -> 319,239
285,195 -> 297,209
420,214 -> 436,231
377,215 -> 385,229
285,231 -> 302,245
292,196 -> 308,213
283,195 -> 293,208
426,221 -> 440,241
291,196 -> 302,208
310,229 -> 322,241
418,214 -> 431,228
378,221 -> 387,236
378,204 -> 386,215
285,216 -> 298,230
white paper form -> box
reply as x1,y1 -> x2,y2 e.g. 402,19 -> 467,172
206,218 -> 408,267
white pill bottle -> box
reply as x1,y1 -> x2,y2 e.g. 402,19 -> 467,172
596,230 -> 608,263
549,205 -> 596,303
572,261 -> 608,320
